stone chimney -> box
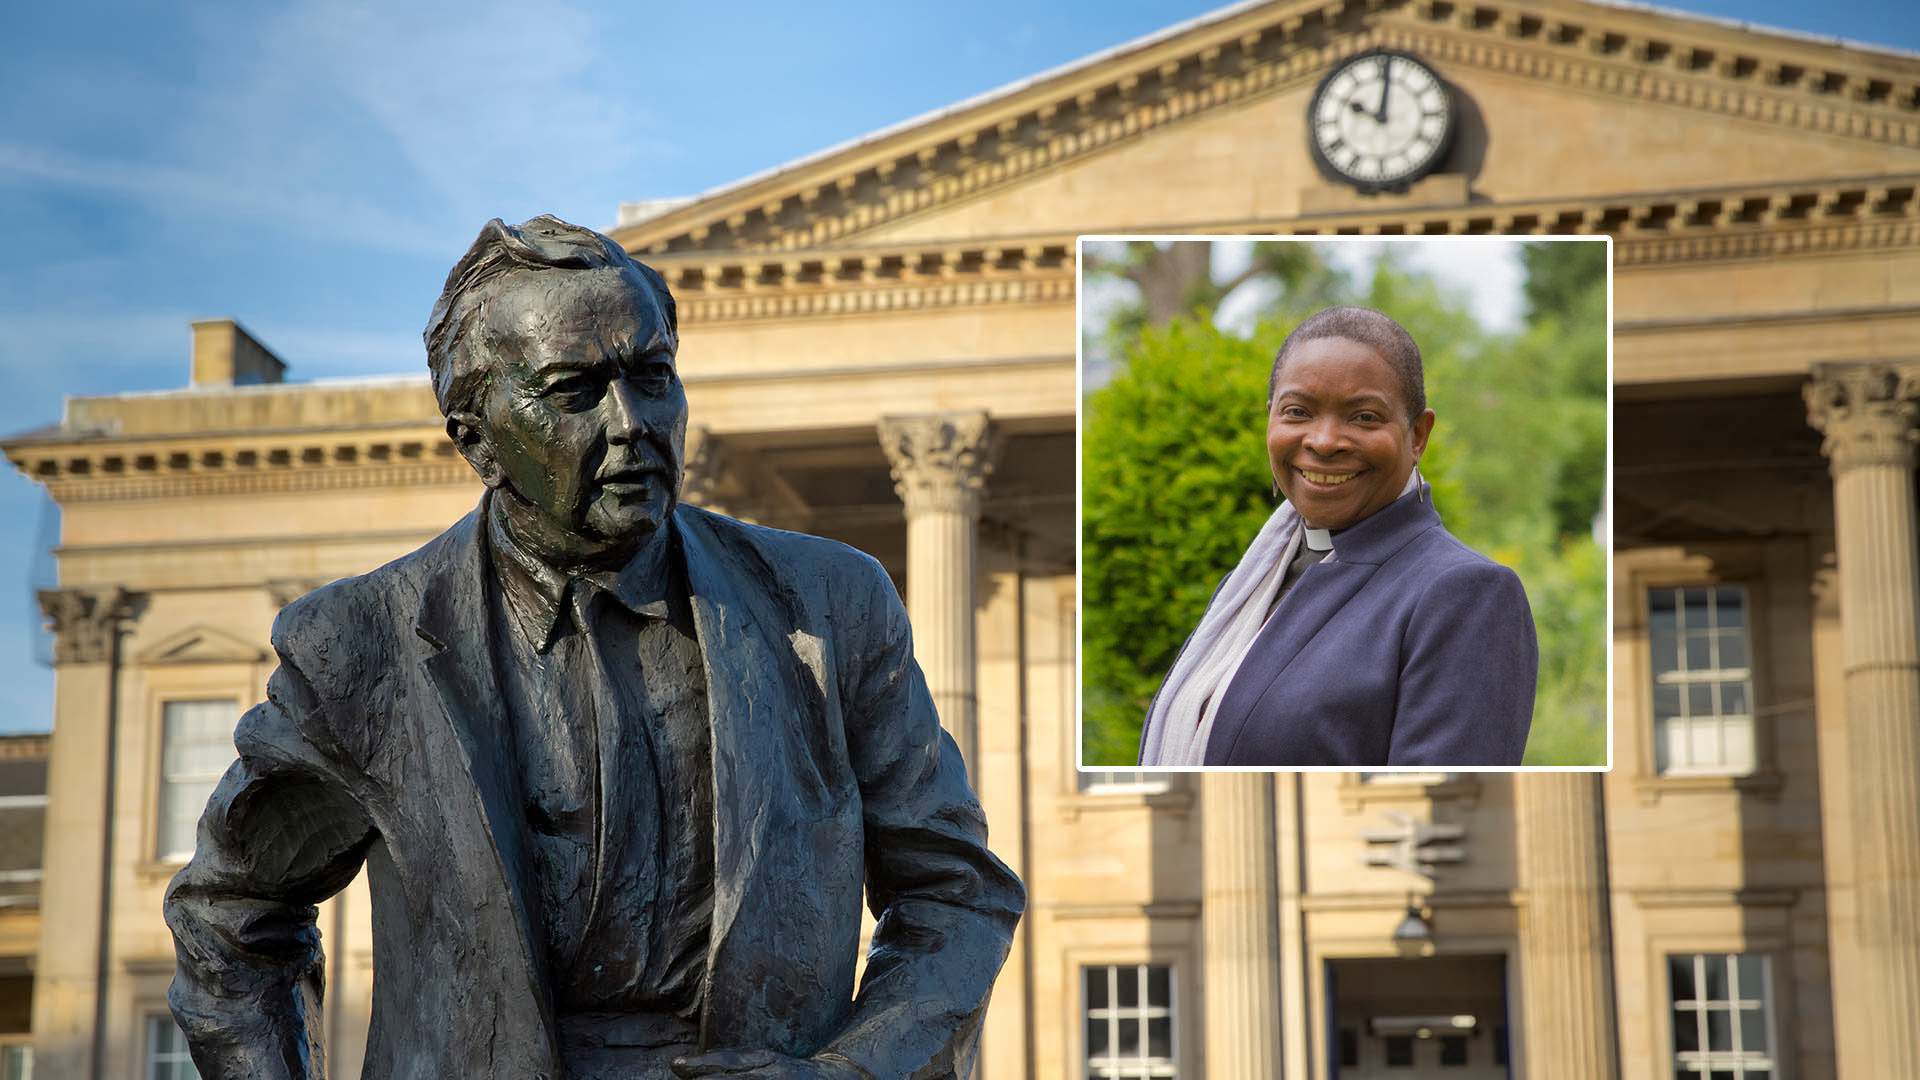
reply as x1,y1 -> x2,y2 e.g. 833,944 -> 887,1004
189,319 -> 286,387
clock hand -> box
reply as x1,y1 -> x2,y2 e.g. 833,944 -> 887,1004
1374,56 -> 1392,123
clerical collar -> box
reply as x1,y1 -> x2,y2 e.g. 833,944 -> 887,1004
1303,527 -> 1334,552
486,496 -> 676,652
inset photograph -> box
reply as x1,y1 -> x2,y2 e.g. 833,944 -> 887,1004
1079,236 -> 1608,770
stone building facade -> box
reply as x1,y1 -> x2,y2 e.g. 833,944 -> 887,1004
6,0 -> 1920,1077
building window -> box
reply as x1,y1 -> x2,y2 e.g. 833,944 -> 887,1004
1438,1035 -> 1468,1066
1383,1035 -> 1414,1067
0,1044 -> 30,1080
146,1014 -> 199,1080
1648,586 -> 1755,775
1077,769 -> 1170,794
1669,953 -> 1776,1079
1338,1028 -> 1359,1068
1083,964 -> 1175,1079
157,699 -> 238,862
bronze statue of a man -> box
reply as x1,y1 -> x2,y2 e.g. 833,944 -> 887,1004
164,216 -> 1024,1080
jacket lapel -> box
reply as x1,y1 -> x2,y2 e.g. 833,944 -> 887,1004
1201,486 -> 1444,764
1202,561 -> 1376,763
414,503 -> 557,1053
676,507 -> 829,1052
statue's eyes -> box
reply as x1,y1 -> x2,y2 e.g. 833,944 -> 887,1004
629,361 -> 676,396
544,373 -> 604,409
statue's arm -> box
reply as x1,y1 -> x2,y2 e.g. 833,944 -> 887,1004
820,556 -> 1026,1080
163,627 -> 376,1080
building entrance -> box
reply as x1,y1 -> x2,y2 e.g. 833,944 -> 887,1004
1327,955 -> 1508,1080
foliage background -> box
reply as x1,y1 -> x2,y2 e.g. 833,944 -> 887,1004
1080,239 -> 1607,766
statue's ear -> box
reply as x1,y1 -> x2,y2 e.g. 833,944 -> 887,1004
447,413 -> 504,488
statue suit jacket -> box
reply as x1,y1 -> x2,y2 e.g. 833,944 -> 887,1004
165,498 -> 1024,1080
1144,486 -> 1537,767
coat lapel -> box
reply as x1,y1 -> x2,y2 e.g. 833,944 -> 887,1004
676,506 -> 832,1053
1202,561 -> 1377,763
1202,486 -> 1444,764
414,504 -> 557,1054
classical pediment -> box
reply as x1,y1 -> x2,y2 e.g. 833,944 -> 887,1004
134,625 -> 268,666
612,0 -> 1920,257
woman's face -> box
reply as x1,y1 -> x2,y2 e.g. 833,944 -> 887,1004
1267,336 -> 1436,530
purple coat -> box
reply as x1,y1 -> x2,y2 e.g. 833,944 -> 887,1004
1146,486 -> 1538,767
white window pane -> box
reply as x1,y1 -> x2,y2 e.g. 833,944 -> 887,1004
1646,586 -> 1756,776
1722,722 -> 1755,774
1656,717 -> 1689,772
162,701 -> 237,778
159,701 -> 237,861
1689,719 -> 1721,767
158,780 -> 217,859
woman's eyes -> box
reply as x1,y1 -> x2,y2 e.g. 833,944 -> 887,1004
1276,405 -> 1384,423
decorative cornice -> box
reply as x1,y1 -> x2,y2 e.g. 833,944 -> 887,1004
1283,174 -> 1920,244
0,734 -> 49,759
878,412 -> 997,518
8,434 -> 475,502
637,176 -> 1918,329
616,0 -> 1920,255
650,238 -> 1073,325
37,587 -> 144,665
1804,362 -> 1920,472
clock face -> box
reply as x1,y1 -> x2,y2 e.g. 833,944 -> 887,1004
1308,50 -> 1456,192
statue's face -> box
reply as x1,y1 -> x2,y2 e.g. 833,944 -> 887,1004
461,267 -> 685,560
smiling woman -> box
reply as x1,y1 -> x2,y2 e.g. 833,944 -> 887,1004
1136,305 -> 1538,768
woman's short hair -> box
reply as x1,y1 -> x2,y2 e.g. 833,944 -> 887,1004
1268,306 -> 1425,420
422,215 -> 677,419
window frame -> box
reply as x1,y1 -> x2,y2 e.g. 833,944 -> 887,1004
1646,584 -> 1757,778
152,697 -> 243,864
1614,547 -> 1785,802
1666,952 -> 1781,1079
145,1011 -> 198,1080
1080,962 -> 1178,1080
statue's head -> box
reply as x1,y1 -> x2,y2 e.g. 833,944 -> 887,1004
425,215 -> 685,566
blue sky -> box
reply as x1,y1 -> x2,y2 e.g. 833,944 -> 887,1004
1,1 -> 1915,733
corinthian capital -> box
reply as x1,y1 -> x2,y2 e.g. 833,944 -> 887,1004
37,587 -> 144,665
878,412 -> 997,517
1805,363 -> 1920,471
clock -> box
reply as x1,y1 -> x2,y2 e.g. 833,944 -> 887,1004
1307,49 -> 1457,192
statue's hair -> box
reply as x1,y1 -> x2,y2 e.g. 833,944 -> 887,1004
422,215 -> 677,417
1267,305 -> 1425,420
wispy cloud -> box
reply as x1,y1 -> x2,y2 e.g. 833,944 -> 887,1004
183,0 -> 680,228
0,140 -> 450,258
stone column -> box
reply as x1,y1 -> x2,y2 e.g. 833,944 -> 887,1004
1515,773 -> 1618,1080
878,412 -> 994,772
32,587 -> 142,1080
1805,363 -> 1920,1077
1200,774 -> 1281,1080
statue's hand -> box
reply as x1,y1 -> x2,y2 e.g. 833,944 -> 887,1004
669,1048 -> 864,1079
